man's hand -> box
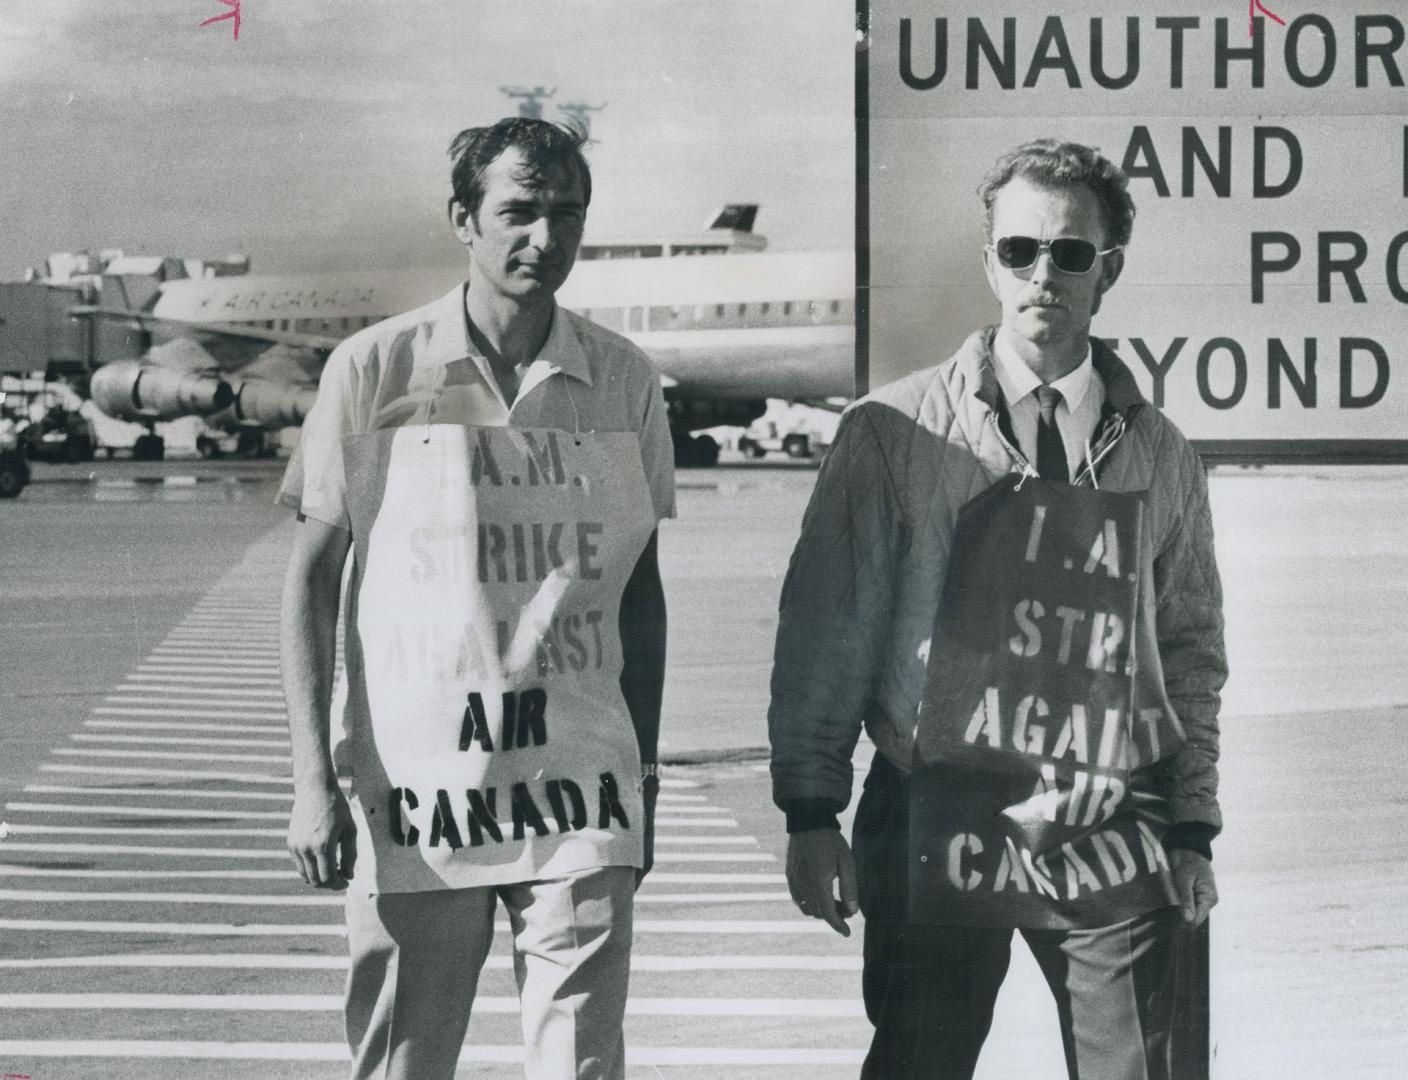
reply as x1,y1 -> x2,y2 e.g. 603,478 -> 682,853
1170,848 -> 1217,927
786,828 -> 859,936
635,777 -> 658,889
288,784 -> 357,890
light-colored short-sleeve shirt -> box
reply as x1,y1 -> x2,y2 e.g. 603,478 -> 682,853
278,282 -> 676,527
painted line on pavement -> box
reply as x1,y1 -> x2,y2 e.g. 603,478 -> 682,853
0,952 -> 862,971
0,993 -> 865,1017
138,661 -> 280,672
0,842 -> 288,859
124,674 -> 283,686
71,734 -> 291,749
4,803 -> 289,820
0,843 -> 769,864
0,866 -> 298,880
653,853 -> 776,863
23,785 -> 295,801
96,704 -> 288,717
142,653 -> 279,662
40,763 -> 292,782
0,918 -> 828,935
653,835 -> 757,845
0,888 -> 791,906
0,1041 -> 868,1065
2,824 -> 287,838
111,685 -> 285,698
86,720 -> 288,734
51,748 -> 290,764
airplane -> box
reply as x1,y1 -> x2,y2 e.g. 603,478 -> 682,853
70,207 -> 854,466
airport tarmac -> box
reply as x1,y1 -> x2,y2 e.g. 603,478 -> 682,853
0,455 -> 1405,1077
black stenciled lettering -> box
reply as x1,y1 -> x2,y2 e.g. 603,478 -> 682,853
561,613 -> 589,671
597,771 -> 631,830
536,618 -> 566,676
511,524 -> 529,583
479,524 -> 508,583
428,789 -> 464,850
545,778 -> 590,833
516,688 -> 548,748
459,692 -> 494,752
584,610 -> 605,669
577,523 -> 604,580
472,430 -> 503,486
511,782 -> 552,840
466,787 -> 504,847
530,522 -> 566,580
389,787 -> 420,846
522,431 -> 566,487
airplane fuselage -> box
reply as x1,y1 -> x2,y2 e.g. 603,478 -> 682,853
149,250 -> 856,404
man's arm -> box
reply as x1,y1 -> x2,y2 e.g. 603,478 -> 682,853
1155,447 -> 1228,926
620,529 -> 666,885
281,516 -> 356,890
770,405 -> 902,935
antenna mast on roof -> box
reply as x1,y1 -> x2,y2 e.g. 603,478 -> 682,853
557,101 -> 607,142
498,85 -> 557,120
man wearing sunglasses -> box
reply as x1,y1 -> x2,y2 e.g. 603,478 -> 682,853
770,139 -> 1226,1078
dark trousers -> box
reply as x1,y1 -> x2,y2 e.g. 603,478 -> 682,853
853,754 -> 1181,1080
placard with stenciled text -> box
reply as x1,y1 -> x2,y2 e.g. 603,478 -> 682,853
862,0 -> 1408,460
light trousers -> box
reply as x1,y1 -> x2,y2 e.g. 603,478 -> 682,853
344,865 -> 635,1080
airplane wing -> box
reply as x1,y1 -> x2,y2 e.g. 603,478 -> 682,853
71,306 -> 342,353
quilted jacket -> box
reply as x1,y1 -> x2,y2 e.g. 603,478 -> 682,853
769,328 -> 1227,837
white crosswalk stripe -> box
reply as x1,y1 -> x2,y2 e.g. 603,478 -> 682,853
0,559 -> 867,1076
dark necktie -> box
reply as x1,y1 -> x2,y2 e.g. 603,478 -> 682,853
1035,385 -> 1067,483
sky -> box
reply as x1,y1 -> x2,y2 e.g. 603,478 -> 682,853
0,0 -> 855,278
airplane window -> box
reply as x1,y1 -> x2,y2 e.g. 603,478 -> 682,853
715,304 -> 725,318
761,303 -> 770,315
830,301 -> 841,315
737,304 -> 746,317
783,302 -> 793,316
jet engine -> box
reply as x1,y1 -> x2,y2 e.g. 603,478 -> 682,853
89,360 -> 234,422
225,380 -> 319,429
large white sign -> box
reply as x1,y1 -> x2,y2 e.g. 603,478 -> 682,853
863,1 -> 1407,458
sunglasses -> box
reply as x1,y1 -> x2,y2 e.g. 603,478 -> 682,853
988,236 -> 1123,275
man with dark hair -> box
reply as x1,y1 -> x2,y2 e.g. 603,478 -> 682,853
770,138 -> 1225,1078
279,117 -> 673,1080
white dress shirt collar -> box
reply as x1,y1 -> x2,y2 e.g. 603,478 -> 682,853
992,329 -> 1095,413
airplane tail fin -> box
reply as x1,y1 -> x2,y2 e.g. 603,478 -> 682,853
705,204 -> 759,233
